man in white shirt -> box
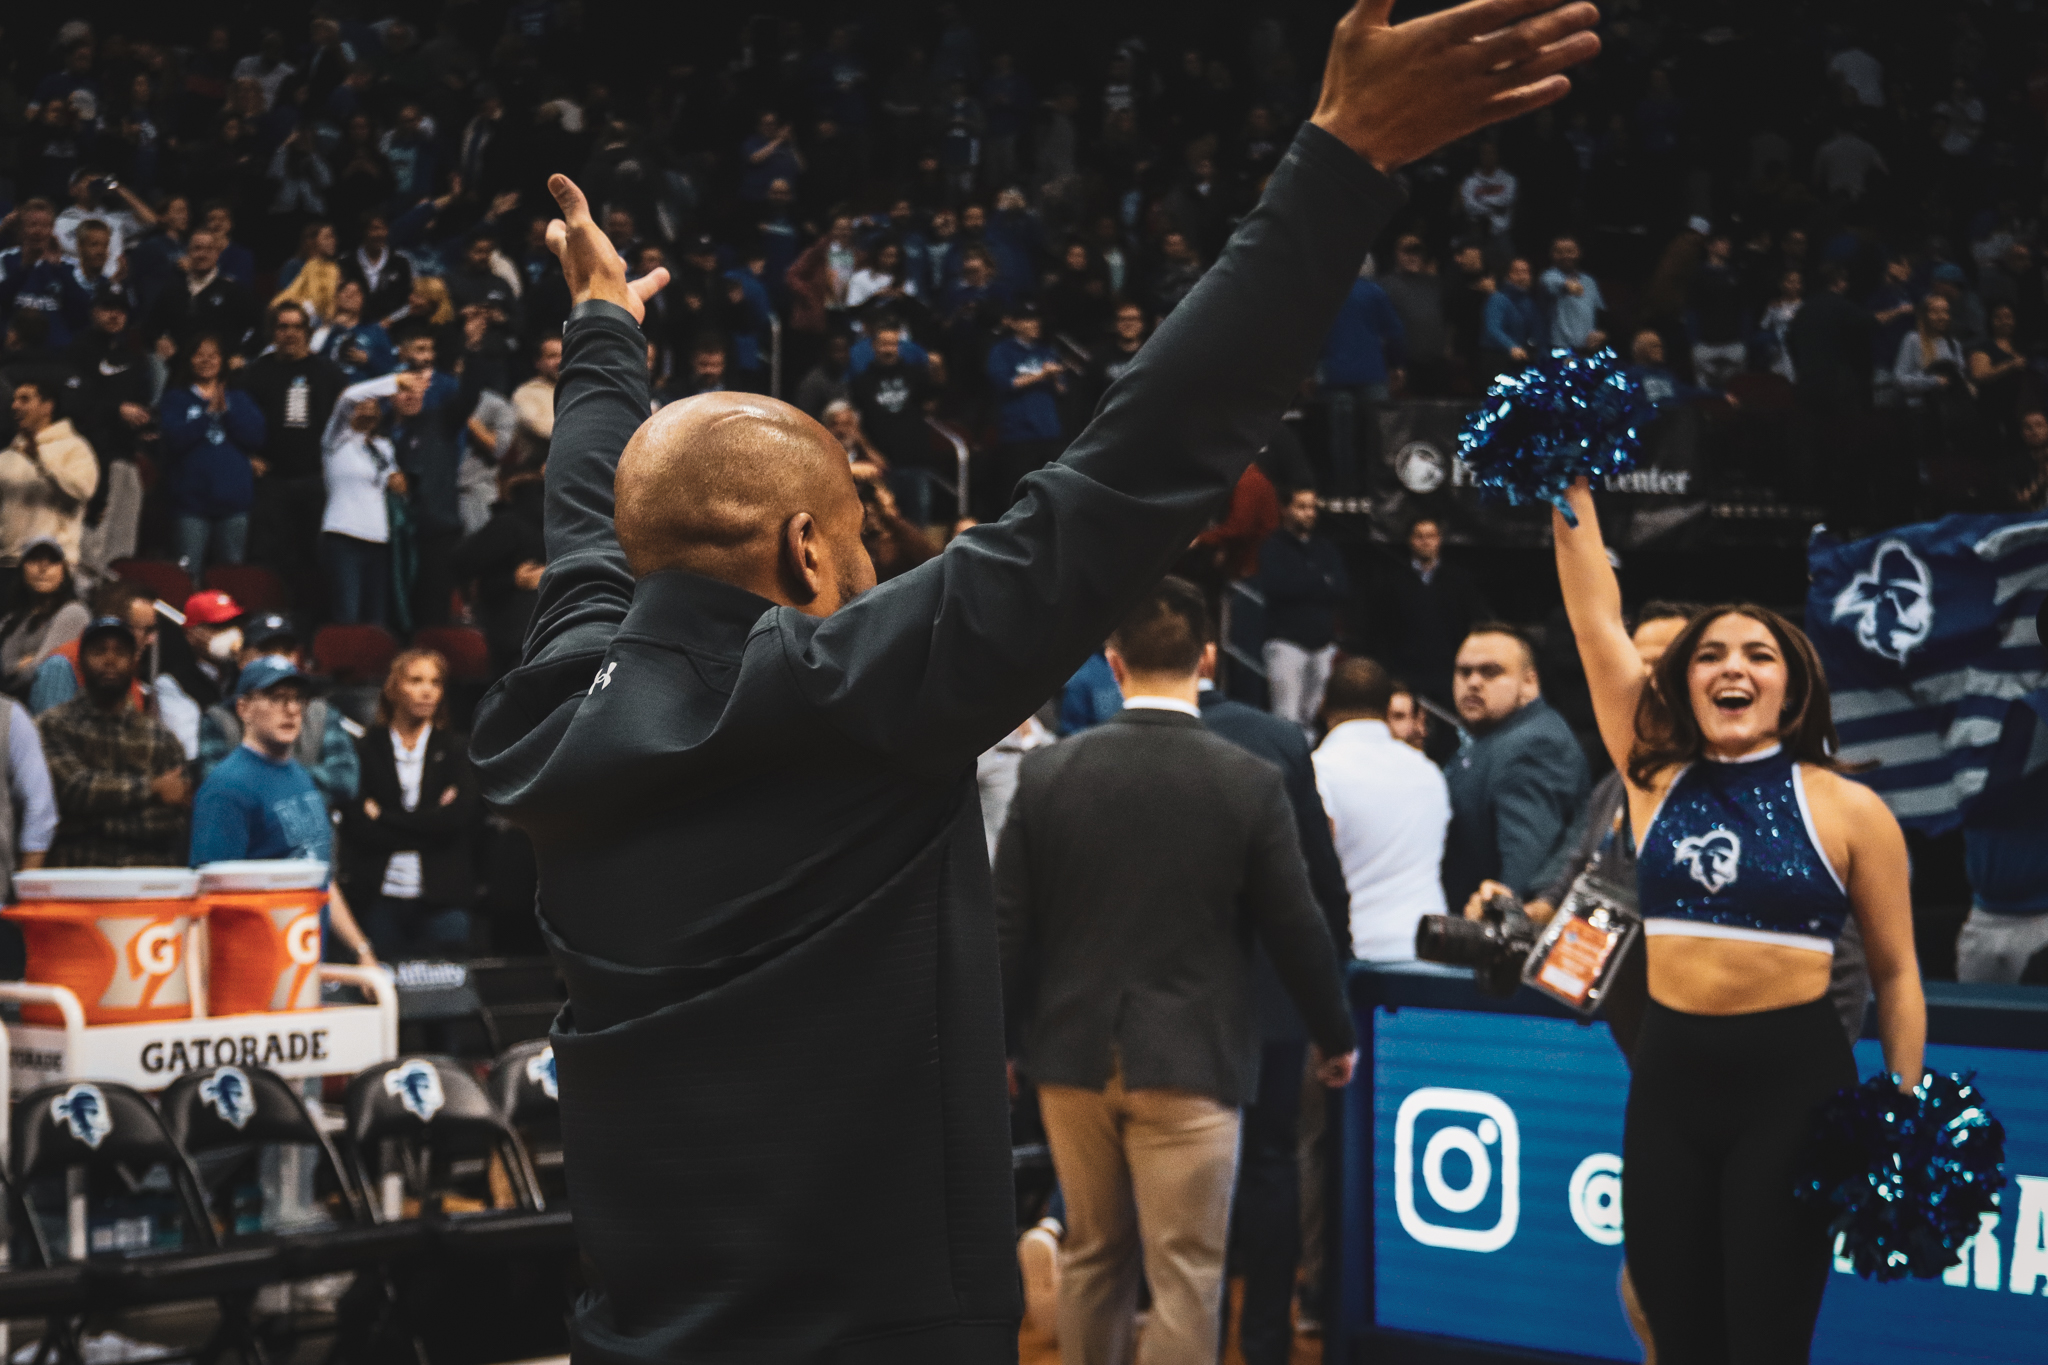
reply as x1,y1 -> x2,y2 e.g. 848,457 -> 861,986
231,30 -> 297,111
1458,140 -> 1517,264
53,170 -> 152,263
1825,44 -> 1883,108
1313,655 -> 1450,960
512,335 -> 562,447
318,372 -> 419,624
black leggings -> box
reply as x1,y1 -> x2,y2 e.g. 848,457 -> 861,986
1623,997 -> 1856,1364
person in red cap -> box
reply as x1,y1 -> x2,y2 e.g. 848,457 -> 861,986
153,589 -> 244,757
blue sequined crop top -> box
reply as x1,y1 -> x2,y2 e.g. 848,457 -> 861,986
1636,744 -> 1851,954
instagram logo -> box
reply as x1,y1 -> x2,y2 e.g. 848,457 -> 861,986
1394,1087 -> 1520,1252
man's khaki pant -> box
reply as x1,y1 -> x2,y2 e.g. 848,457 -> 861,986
1039,1067 -> 1243,1365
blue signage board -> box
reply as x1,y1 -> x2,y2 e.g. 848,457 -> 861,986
1359,1006 -> 2048,1363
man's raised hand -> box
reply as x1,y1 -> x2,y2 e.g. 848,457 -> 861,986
544,174 -> 671,327
1311,0 -> 1601,174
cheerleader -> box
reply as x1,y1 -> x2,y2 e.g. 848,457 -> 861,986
1553,479 -> 1925,1363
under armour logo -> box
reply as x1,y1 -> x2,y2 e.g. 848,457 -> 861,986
589,662 -> 617,694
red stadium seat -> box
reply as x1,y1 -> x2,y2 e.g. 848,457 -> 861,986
313,624 -> 400,685
203,565 -> 292,613
108,559 -> 193,606
413,626 -> 491,683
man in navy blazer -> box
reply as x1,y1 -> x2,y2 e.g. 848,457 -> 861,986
1441,623 -> 1591,913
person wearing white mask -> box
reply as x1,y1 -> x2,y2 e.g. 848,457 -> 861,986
194,613 -> 361,810
152,590 -> 247,758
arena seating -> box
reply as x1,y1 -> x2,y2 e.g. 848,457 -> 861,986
201,565 -> 293,614
311,624 -> 400,686
0,1057 -> 571,1362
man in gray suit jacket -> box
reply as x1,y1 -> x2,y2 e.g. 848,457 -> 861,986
995,578 -> 1355,1365
1441,622 -> 1591,912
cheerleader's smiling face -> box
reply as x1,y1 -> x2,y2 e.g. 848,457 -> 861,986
1688,612 -> 1788,758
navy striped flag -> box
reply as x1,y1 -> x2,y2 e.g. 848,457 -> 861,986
1806,513 -> 2048,833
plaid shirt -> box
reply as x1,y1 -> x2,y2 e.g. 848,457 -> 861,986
35,696 -> 190,867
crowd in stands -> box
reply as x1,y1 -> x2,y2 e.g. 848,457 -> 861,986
0,4 -> 2046,1352
0,0 -> 2036,937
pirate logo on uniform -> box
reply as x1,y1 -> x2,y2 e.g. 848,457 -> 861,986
1672,828 -> 1743,895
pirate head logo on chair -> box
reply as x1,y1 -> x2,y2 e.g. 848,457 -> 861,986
1672,828 -> 1743,895
384,1060 -> 445,1122
525,1047 -> 558,1101
1831,538 -> 1935,665
51,1083 -> 112,1150
199,1067 -> 257,1130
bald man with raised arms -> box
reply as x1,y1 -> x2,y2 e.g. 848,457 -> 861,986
468,4 -> 1600,1361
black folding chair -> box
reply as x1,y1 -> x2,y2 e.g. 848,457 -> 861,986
486,1040 -> 565,1207
10,1080 -> 280,1365
160,1065 -> 427,1362
343,1058 -> 559,1247
344,1059 -> 571,1361
0,1166 -> 87,1365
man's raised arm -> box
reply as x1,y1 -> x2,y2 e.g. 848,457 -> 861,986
795,0 -> 1600,770
517,178 -> 671,676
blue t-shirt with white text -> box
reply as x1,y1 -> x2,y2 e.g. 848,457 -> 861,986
189,746 -> 333,871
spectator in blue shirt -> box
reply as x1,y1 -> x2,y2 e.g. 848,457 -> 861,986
378,105 -> 439,210
741,114 -> 804,203
1320,272 -> 1405,494
1627,329 -> 1730,409
984,301 -> 1068,513
1322,273 -> 1405,396
31,43 -> 97,112
0,200 -> 95,351
189,659 -> 332,867
1060,652 -> 1123,734
196,615 -> 361,812
158,333 -> 267,575
2,695 -> 59,903
1538,235 -> 1607,353
313,279 -> 397,379
200,204 -> 259,287
1481,257 -> 1541,381
849,329 -> 930,377
189,657 -> 376,963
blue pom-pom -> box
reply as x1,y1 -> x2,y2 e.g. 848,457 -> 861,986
1796,1071 -> 2007,1283
1456,349 -> 1653,525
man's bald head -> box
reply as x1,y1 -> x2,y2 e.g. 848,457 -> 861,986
615,393 -> 876,615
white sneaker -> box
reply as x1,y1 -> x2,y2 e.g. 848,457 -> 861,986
1018,1218 -> 1063,1341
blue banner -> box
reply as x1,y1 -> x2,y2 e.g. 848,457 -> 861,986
1806,514 -> 2048,833
1365,1008 -> 2048,1363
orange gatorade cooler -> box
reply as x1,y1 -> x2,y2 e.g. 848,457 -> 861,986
5,868 -> 205,1024
198,860 -> 329,1016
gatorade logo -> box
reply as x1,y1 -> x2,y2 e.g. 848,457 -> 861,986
127,920 -> 185,1010
132,922 -> 183,978
94,916 -> 192,1012
286,913 -> 322,965
278,910 -> 325,1011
